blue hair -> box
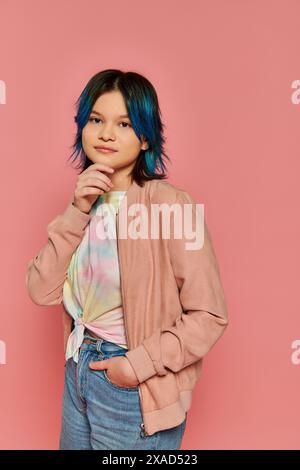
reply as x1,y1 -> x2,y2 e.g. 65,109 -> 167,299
67,69 -> 171,186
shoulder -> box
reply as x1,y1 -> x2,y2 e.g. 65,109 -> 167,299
144,179 -> 195,205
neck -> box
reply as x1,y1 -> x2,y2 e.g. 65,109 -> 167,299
109,169 -> 133,191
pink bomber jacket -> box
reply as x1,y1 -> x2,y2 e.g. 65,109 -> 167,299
26,178 -> 229,436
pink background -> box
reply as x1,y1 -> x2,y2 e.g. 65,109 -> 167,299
0,0 -> 299,449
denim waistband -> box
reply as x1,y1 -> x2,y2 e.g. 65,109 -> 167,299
79,330 -> 129,356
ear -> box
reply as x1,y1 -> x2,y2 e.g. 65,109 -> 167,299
141,135 -> 149,151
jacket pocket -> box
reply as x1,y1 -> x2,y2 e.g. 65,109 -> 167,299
175,359 -> 203,392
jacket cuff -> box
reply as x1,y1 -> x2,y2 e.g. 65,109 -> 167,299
125,344 -> 157,383
62,202 -> 92,228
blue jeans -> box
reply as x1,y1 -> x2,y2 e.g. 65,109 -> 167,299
59,331 -> 187,450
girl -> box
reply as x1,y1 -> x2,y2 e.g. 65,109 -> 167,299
26,69 -> 229,450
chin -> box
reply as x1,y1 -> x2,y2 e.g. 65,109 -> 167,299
91,154 -> 114,163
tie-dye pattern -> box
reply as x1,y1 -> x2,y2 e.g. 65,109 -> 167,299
63,190 -> 128,363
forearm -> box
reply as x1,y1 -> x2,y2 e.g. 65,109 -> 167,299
26,202 -> 91,305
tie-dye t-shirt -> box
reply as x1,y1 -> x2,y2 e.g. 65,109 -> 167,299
62,190 -> 128,363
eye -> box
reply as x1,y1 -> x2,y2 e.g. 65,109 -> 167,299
89,117 -> 101,124
88,117 -> 131,128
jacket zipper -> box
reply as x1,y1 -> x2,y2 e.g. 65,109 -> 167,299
115,212 -> 130,349
115,210 -> 148,437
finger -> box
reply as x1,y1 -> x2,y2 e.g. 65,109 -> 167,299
89,359 -> 108,370
77,187 -> 105,197
81,163 -> 114,177
81,172 -> 114,188
79,176 -> 112,192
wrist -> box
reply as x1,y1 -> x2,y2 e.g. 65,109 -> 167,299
72,201 -> 90,215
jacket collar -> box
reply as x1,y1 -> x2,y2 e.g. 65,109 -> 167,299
116,178 -> 147,215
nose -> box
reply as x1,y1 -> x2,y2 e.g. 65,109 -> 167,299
97,123 -> 116,141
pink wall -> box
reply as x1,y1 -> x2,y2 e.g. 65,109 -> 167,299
0,0 -> 299,449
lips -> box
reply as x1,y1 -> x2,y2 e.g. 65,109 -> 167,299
94,146 -> 117,153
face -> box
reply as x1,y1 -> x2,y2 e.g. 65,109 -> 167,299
82,90 -> 149,180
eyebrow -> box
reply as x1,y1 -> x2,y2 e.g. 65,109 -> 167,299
90,109 -> 130,119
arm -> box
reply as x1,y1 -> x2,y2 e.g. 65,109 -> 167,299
25,202 -> 91,306
125,190 -> 229,383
